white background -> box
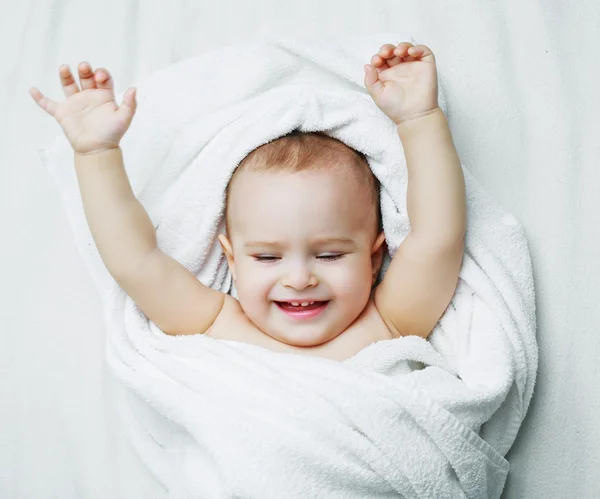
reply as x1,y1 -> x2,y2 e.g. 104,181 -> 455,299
1,0 -> 599,497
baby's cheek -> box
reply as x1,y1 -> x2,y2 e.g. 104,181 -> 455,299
237,264 -> 272,301
332,262 -> 371,297
235,268 -> 271,324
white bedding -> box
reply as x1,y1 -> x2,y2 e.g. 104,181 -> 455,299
2,1 -> 599,498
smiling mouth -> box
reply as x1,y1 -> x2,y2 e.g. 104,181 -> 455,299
274,301 -> 329,319
276,301 -> 327,311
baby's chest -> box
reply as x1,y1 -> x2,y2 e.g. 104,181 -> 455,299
205,296 -> 396,361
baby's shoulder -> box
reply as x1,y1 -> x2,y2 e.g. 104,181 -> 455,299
352,297 -> 402,341
204,295 -> 262,342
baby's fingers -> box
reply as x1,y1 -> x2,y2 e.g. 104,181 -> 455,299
29,87 -> 59,118
77,62 -> 97,91
94,67 -> 114,91
59,65 -> 80,97
398,44 -> 435,62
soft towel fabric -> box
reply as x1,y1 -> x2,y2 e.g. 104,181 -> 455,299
38,32 -> 538,498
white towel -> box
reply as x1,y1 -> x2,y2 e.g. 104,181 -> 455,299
39,32 -> 538,498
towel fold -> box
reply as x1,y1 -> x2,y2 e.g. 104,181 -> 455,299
39,32 -> 538,498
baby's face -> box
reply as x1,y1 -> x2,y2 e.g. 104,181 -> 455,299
220,166 -> 384,348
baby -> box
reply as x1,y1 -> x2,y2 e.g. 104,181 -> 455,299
31,42 -> 466,362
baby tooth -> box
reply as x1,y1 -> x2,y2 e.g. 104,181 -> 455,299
291,302 -> 300,306
301,302 -> 309,307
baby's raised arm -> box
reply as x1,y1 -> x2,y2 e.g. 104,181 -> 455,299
364,43 -> 466,339
31,63 -> 224,335
74,148 -> 225,335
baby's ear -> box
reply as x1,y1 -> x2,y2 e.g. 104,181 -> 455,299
218,234 -> 236,281
371,232 -> 386,282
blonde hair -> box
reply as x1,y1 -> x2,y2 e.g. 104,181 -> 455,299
225,130 -> 381,233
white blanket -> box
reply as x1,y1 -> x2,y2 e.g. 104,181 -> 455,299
39,33 -> 537,498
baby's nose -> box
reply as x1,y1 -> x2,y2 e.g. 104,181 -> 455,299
281,263 -> 318,290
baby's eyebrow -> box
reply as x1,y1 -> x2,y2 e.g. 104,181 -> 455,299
244,237 -> 356,250
312,237 -> 356,248
244,241 -> 283,250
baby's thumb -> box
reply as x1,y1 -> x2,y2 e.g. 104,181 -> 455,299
117,87 -> 137,125
364,65 -> 384,95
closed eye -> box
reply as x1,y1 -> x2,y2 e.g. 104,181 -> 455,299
317,254 -> 344,261
253,255 -> 280,262
253,254 -> 344,262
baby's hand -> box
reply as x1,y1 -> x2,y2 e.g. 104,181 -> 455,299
30,62 -> 137,155
364,42 -> 439,125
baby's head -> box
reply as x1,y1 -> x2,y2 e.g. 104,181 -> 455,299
218,130 -> 386,348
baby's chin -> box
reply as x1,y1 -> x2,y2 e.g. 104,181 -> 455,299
267,329 -> 342,349
239,299 -> 353,349
265,317 -> 346,349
